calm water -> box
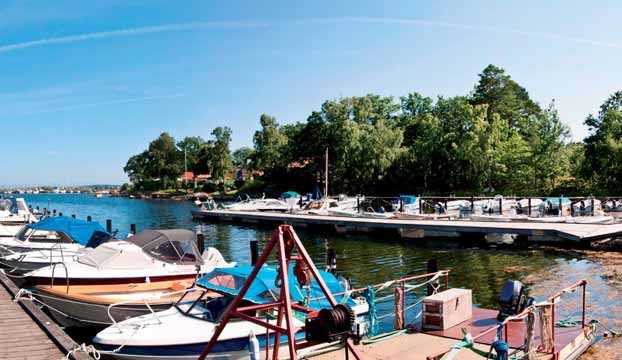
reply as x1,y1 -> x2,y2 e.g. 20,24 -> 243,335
19,194 -> 622,357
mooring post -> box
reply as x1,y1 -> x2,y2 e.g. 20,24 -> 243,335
130,223 -> 137,235
591,198 -> 595,216
427,259 -> 439,296
43,208 -> 47,215
106,219 -> 112,233
399,197 -> 403,212
499,198 -> 503,215
357,196 -> 360,212
249,240 -> 258,265
196,226 -> 205,254
71,214 -> 76,219
419,196 -> 423,214
299,195 -> 303,209
53,209 -> 56,216
444,199 -> 448,213
87,215 -> 92,222
559,197 -> 563,216
326,248 -> 337,274
528,198 -> 532,216
58,212 -> 63,217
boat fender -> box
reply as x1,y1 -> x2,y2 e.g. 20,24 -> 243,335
248,331 -> 260,360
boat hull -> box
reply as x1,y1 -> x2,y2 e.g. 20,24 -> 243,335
31,288 -> 174,328
21,274 -> 198,288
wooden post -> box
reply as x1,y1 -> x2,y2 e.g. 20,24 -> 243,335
399,197 -> 403,212
357,196 -> 360,212
86,215 -> 92,222
499,198 -> 503,215
427,259 -> 439,296
52,209 -> 56,216
58,212 -> 63,217
196,227 -> 205,254
250,240 -> 258,265
591,198 -> 595,216
559,197 -> 563,217
528,198 -> 532,216
326,248 -> 337,274
130,223 -> 137,235
106,219 -> 112,233
419,196 -> 423,214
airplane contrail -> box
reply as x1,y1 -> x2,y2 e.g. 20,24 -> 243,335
23,93 -> 185,115
1,16 -> 619,54
0,21 -> 268,53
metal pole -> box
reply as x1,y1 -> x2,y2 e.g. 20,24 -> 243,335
582,283 -> 586,328
250,240 -> 258,265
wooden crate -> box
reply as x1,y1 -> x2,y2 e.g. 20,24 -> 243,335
422,288 -> 472,330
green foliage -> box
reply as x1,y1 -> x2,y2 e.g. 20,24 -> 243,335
125,64 -> 607,196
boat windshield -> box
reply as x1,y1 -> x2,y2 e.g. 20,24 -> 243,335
15,227 -> 72,243
175,290 -> 234,322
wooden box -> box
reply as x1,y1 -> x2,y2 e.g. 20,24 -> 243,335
422,288 -> 472,330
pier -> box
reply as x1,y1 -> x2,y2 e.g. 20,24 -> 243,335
0,272 -> 91,360
192,210 -> 622,242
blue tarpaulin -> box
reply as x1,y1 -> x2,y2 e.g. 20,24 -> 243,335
543,197 -> 571,204
280,191 -> 301,199
198,265 -> 354,310
399,195 -> 416,205
27,216 -> 112,247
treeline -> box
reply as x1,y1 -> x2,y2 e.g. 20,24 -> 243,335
124,64 -> 622,196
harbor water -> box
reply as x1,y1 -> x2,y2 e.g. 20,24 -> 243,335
21,194 -> 622,358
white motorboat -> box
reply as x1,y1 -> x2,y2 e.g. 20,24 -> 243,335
21,229 -> 234,287
572,198 -> 602,216
225,195 -> 291,212
538,197 -> 572,216
326,208 -> 360,217
0,197 -> 37,226
470,213 -> 529,222
513,198 -> 543,215
604,199 -> 622,212
92,265 -> 369,360
395,212 -> 451,220
565,215 -> 614,224
0,216 -> 111,263
437,200 -> 471,218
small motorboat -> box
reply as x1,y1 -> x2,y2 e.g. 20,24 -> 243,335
572,198 -> 602,216
24,280 -> 204,328
565,215 -> 615,224
21,229 -> 235,287
92,265 -> 369,360
470,213 -> 529,222
395,212 -> 452,220
326,208 -> 361,217
0,198 -> 37,226
539,197 -> 572,216
225,194 -> 292,212
0,216 -> 111,263
514,198 -> 543,215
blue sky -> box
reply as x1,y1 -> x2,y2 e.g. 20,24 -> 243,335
2,1 -> 622,186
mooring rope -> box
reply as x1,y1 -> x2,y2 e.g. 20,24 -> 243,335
65,343 -> 101,360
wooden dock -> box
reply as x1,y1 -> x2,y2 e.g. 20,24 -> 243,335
0,272 -> 92,360
192,210 -> 622,242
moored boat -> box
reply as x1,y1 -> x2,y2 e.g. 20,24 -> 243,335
20,229 -> 234,287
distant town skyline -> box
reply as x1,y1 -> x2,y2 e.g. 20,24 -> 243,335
2,1 -> 622,185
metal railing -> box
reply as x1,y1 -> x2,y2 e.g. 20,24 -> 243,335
425,279 -> 588,360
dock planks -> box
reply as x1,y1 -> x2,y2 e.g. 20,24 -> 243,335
0,272 -> 92,360
192,209 -> 622,242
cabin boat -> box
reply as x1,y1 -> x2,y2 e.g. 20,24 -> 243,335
25,280 -> 201,328
92,265 -> 369,360
20,229 -> 234,287
225,197 -> 291,212
572,198 -> 602,216
514,198 -> 543,215
0,216 -> 111,265
0,197 -> 37,226
538,197 -> 572,216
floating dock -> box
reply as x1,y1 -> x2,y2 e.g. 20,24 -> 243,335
192,210 -> 622,242
0,272 -> 92,360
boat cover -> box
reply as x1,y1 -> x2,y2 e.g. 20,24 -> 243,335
543,197 -> 571,204
281,191 -> 301,199
129,229 -> 204,265
27,216 -> 112,247
197,265 -> 355,309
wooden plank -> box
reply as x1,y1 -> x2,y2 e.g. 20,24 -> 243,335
193,210 -> 622,242
0,272 -> 92,360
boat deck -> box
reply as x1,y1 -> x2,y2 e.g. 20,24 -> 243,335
0,272 -> 92,360
192,209 -> 622,242
306,308 -> 591,360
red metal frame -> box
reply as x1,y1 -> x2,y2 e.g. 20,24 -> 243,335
425,279 -> 588,360
197,225 -> 363,360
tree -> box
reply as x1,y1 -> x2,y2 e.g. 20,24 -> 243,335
123,150 -> 149,185
195,127 -> 233,186
232,147 -> 254,168
471,64 -> 541,131
583,91 -> 622,191
146,132 -> 183,189
177,136 -> 205,173
253,114 -> 288,172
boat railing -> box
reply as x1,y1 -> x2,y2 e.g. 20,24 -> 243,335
50,261 -> 70,294
106,287 -> 203,330
425,279 -> 588,360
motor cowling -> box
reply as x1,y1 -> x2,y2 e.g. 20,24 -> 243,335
497,280 -> 534,321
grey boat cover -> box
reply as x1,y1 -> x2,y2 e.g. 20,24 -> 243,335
130,229 -> 204,265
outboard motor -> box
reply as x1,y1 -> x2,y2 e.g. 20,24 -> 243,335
497,280 -> 534,321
